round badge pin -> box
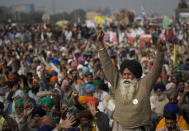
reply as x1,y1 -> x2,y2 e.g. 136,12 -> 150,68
133,99 -> 138,105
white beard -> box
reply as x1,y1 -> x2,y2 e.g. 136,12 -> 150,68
118,79 -> 138,104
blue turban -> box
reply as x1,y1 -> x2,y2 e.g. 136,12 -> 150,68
154,83 -> 165,91
164,104 -> 179,113
82,67 -> 89,74
52,59 -> 60,65
180,65 -> 189,71
27,58 -> 33,63
84,84 -> 96,93
185,57 -> 189,62
49,57 -> 54,61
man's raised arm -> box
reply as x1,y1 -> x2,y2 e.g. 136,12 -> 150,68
144,40 -> 166,93
97,30 -> 119,88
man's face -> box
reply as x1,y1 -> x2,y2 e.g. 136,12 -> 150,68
169,94 -> 177,104
15,103 -> 24,115
121,68 -> 135,80
86,90 -> 93,96
8,80 -> 16,87
60,105 -> 68,117
171,77 -> 177,84
61,60 -> 67,66
165,119 -> 177,131
185,61 -> 189,66
2,121 -> 11,131
29,114 -> 41,128
80,117 -> 91,128
72,71 -> 78,79
156,88 -> 162,96
177,82 -> 185,91
43,104 -> 52,112
50,80 -> 56,87
87,75 -> 93,83
32,83 -> 39,93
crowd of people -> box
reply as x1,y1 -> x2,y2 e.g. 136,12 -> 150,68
0,18 -> 188,131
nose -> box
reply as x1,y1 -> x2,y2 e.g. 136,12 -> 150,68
123,75 -> 129,79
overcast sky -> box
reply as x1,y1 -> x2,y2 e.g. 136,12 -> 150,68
0,0 -> 179,15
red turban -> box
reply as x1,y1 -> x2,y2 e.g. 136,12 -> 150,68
86,97 -> 99,106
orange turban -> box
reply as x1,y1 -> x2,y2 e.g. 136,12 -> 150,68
71,61 -> 78,68
78,96 -> 87,104
32,78 -> 38,83
24,43 -> 28,47
48,69 -> 53,74
86,96 -> 99,106
80,45 -> 85,50
3,56 -> 6,60
111,59 -> 115,64
50,76 -> 58,82
8,73 -> 16,80
77,79 -> 82,85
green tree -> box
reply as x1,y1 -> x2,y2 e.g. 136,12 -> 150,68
70,9 -> 86,22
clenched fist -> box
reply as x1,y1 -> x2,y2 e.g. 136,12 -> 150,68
97,30 -> 104,42
157,40 -> 167,52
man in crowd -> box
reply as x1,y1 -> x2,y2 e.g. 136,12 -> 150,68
97,30 -> 166,130
157,112 -> 185,131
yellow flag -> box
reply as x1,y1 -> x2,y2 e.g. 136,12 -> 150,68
174,44 -> 178,67
94,16 -> 105,24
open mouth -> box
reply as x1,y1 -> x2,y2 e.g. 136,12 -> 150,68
124,81 -> 130,84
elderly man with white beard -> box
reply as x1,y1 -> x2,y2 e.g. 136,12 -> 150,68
97,30 -> 166,131
150,83 -> 169,130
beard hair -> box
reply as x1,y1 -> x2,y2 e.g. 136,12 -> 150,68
81,124 -> 93,131
118,79 -> 138,104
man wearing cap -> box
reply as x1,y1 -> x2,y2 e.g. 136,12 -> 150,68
156,103 -> 188,130
61,79 -> 79,116
86,96 -> 110,131
28,78 -> 41,105
85,72 -> 94,84
156,112 -> 185,131
93,79 -> 108,112
97,30 -> 166,130
0,101 -> 19,131
150,83 -> 169,130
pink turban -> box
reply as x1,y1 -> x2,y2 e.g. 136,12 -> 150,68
166,82 -> 176,90
78,56 -> 85,63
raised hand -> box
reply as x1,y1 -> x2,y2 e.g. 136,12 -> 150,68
59,116 -> 76,129
87,103 -> 98,117
97,30 -> 104,42
157,40 -> 167,52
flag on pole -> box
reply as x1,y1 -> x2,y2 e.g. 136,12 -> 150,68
174,44 -> 178,67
